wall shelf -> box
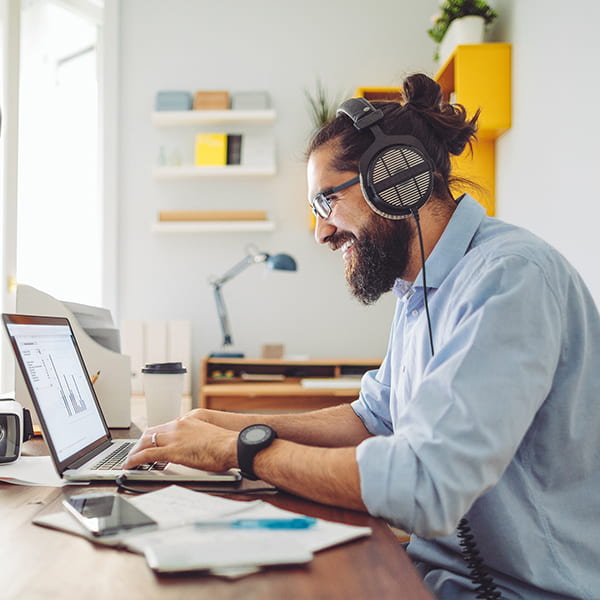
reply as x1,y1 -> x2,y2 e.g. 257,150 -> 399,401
151,103 -> 277,232
152,220 -> 275,233
435,44 -> 511,139
152,109 -> 276,126
153,164 -> 276,179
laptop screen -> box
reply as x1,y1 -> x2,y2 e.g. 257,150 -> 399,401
3,314 -> 109,468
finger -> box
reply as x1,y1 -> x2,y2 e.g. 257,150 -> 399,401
122,446 -> 166,469
129,426 -> 167,454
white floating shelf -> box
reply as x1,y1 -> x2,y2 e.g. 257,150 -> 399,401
153,164 -> 276,179
152,109 -> 276,126
152,221 -> 276,233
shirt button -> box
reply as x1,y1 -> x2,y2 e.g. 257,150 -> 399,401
402,365 -> 406,373
412,309 -> 419,317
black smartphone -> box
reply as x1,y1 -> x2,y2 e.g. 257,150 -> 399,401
62,492 -> 157,537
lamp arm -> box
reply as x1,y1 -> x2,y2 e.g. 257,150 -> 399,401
208,246 -> 272,350
212,283 -> 233,347
211,252 -> 268,288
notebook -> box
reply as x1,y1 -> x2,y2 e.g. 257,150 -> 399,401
2,313 -> 240,484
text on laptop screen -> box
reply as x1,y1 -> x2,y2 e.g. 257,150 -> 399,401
7,322 -> 106,461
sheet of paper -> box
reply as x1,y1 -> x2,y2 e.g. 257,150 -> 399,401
129,484 -> 261,528
0,456 -> 85,487
123,488 -> 372,569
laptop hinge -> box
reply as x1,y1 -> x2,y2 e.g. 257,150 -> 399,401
68,439 -> 113,469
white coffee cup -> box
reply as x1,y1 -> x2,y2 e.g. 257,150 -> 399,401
141,362 -> 187,427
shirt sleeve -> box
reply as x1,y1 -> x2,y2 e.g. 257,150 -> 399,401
356,253 -> 563,538
351,302 -> 404,435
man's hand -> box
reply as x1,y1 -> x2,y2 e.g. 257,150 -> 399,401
122,414 -> 238,472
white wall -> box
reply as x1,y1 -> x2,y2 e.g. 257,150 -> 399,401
493,0 -> 600,302
118,0 -> 600,400
118,0 -> 440,392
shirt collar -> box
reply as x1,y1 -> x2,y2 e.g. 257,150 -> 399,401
394,194 -> 486,297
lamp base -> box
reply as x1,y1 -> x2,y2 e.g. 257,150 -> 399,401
209,351 -> 245,358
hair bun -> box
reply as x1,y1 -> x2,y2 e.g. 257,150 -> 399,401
403,73 -> 442,110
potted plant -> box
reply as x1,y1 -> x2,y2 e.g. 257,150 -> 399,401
304,79 -> 346,132
428,0 -> 498,62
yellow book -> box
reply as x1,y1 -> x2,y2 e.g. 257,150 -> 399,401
194,133 -> 227,166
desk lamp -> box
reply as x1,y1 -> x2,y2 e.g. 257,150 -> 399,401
209,244 -> 297,358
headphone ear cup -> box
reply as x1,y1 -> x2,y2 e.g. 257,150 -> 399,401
360,140 -> 434,219
335,96 -> 435,219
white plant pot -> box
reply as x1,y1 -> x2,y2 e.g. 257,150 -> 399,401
438,15 -> 486,64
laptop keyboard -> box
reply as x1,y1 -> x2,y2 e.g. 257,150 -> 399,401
92,441 -> 168,471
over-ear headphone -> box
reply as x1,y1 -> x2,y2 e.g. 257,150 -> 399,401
336,97 -> 435,220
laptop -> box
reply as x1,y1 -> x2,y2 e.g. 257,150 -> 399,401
2,313 -> 240,484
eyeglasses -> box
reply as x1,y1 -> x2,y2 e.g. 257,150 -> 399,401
310,176 -> 360,220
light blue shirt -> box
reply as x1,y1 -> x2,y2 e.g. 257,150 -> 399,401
352,195 -> 600,600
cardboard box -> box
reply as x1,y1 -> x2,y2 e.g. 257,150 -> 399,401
159,210 -> 267,222
193,91 -> 230,110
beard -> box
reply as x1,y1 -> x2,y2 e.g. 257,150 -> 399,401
330,213 -> 413,305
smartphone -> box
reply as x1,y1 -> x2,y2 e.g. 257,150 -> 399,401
62,492 -> 157,537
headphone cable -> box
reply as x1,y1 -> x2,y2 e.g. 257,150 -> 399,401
411,208 -> 435,357
411,209 -> 503,599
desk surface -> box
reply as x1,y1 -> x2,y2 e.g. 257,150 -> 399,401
0,431 -> 433,599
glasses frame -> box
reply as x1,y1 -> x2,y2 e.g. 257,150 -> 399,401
310,176 -> 360,220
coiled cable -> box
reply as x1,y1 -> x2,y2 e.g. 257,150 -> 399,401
456,518 -> 503,599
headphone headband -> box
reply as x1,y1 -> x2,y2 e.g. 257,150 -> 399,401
336,98 -> 385,131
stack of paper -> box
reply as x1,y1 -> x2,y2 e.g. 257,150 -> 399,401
0,456 -> 72,487
33,485 -> 372,577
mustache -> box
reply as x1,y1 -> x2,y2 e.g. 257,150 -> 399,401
327,232 -> 356,252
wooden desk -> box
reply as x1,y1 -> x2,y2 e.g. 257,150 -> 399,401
200,357 -> 381,412
0,433 -> 432,599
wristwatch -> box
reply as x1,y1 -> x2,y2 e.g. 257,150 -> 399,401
237,424 -> 278,480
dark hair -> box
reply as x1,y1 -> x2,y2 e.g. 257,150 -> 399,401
306,73 -> 479,199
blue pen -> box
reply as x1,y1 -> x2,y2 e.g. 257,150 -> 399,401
194,517 -> 317,530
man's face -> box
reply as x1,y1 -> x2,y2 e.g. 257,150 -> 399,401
307,146 -> 414,304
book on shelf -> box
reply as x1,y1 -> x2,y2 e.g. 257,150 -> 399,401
226,134 -> 242,165
194,133 -> 227,166
300,377 -> 362,389
193,90 -> 230,110
158,210 -> 267,222
240,372 -> 285,382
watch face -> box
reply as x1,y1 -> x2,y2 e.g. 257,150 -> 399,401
240,424 -> 271,445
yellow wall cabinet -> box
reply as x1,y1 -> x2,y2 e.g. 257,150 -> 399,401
356,43 -> 511,215
436,43 -> 511,215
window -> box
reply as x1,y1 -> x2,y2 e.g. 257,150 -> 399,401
0,0 -> 112,393
17,0 -> 101,305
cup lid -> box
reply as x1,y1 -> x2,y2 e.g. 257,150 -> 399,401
142,362 -> 187,374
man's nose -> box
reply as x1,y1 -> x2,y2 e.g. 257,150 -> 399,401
314,215 -> 336,245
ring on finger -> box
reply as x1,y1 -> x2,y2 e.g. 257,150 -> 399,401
151,432 -> 158,447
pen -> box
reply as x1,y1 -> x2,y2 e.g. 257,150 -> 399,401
194,517 -> 317,530
91,371 -> 100,385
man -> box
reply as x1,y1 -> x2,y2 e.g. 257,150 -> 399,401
125,74 -> 600,600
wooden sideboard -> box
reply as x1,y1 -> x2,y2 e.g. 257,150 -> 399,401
199,356 -> 381,412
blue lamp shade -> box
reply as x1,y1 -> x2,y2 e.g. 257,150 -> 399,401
266,253 -> 297,272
